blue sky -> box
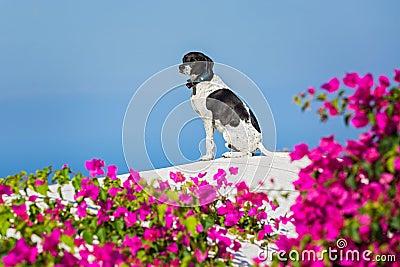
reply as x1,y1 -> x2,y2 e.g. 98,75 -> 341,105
0,1 -> 399,177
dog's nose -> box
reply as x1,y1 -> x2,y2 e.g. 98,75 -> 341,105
179,64 -> 185,71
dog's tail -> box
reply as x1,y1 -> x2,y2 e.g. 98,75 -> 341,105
258,143 -> 289,158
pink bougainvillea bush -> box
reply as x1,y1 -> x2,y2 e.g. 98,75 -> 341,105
268,70 -> 400,266
0,159 -> 281,266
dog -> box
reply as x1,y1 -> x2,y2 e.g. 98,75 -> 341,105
179,51 -> 272,161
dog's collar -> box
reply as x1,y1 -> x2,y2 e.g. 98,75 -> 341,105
185,72 -> 213,95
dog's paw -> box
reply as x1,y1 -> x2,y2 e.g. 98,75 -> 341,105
222,152 -> 249,158
199,155 -> 214,161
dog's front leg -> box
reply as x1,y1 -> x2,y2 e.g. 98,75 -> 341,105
200,118 -> 215,161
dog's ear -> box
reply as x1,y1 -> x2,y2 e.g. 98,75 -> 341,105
205,60 -> 214,73
200,53 -> 214,73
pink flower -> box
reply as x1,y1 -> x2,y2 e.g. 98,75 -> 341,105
362,182 -> 384,201
123,235 -> 142,255
235,181 -> 249,192
378,75 -> 390,87
257,224 -> 273,241
307,87 -> 315,95
12,203 -> 28,220
59,251 -> 77,267
351,112 -> 369,128
43,228 -> 61,256
290,143 -> 309,161
85,158 -> 105,177
343,72 -> 360,88
321,77 -> 340,93
269,201 -> 279,211
64,220 -> 76,236
213,168 -> 226,180
28,195 -> 38,202
156,180 -> 169,191
62,163 -> 69,169
358,73 -> 374,90
75,178 -> 99,201
198,172 -> 207,178
194,249 -> 208,261
2,239 -> 38,266
181,235 -> 190,247
143,228 -> 160,242
373,85 -> 386,98
0,184 -> 12,196
358,214 -> 371,225
394,69 -> 400,83
113,206 -> 128,218
77,200 -> 87,218
108,187 -> 122,197
139,205 -> 151,220
170,171 -> 186,183
107,165 -> 118,180
196,223 -> 204,232
248,207 -> 257,216
196,184 -> 217,205
228,166 -> 239,175
376,112 -> 388,133
36,213 -> 44,222
166,242 -> 178,254
129,168 -> 141,183
35,179 -> 45,186
224,213 -> 241,227
359,225 -> 370,240
92,243 -> 124,266
179,193 -> 193,205
394,157 -> 400,171
363,147 -> 380,163
217,200 -> 234,215
324,101 -> 338,116
257,211 -> 267,220
125,211 -> 137,227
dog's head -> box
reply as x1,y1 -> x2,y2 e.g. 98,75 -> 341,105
179,52 -> 214,79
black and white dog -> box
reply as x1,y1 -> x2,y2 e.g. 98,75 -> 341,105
179,52 -> 272,161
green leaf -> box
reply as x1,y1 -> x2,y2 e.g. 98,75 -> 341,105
360,161 -> 374,179
167,191 -> 179,202
181,255 -> 193,267
387,156 -> 395,173
202,216 -> 214,231
60,234 -> 75,250
82,230 -> 94,244
344,113 -> 352,126
346,172 -> 356,189
36,184 -> 48,196
99,188 -> 107,202
301,100 -> 310,112
367,112 -> 376,125
299,234 -> 311,250
72,174 -> 83,191
0,220 -> 11,236
137,250 -> 147,261
349,221 -> 360,243
96,227 -> 106,244
157,204 -> 167,224
115,218 -> 125,232
316,93 -> 326,101
293,95 -> 301,106
184,216 -> 198,236
332,98 -> 339,110
390,216 -> 400,230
